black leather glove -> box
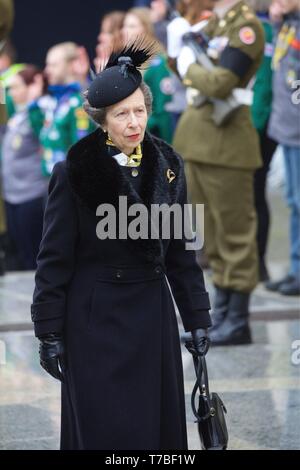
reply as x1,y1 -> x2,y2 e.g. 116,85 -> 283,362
192,328 -> 210,355
38,333 -> 66,382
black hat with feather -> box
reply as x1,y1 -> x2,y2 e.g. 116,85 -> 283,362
87,38 -> 157,109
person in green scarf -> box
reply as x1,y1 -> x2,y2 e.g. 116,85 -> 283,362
28,42 -> 95,177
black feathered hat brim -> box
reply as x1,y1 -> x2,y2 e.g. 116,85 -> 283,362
87,37 -> 157,109
87,66 -> 142,108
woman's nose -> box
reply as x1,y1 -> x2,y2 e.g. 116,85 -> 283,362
128,112 -> 138,127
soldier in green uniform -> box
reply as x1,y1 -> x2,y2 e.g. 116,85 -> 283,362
28,42 -> 95,177
0,0 -> 14,274
172,0 -> 264,345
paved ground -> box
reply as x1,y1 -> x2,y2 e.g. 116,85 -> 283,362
0,188 -> 299,450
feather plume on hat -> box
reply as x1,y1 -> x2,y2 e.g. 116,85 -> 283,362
103,36 -> 158,71
87,37 -> 158,108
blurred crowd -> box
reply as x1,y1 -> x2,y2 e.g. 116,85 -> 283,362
0,0 -> 299,307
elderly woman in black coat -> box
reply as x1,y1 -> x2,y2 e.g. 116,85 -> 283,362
31,40 -> 211,450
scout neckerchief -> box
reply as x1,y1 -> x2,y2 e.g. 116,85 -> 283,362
106,134 -> 143,177
46,83 -> 82,123
273,23 -> 296,70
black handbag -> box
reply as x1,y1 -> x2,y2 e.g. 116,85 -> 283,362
185,341 -> 228,450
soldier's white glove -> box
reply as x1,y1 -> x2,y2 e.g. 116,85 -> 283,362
177,46 -> 196,78
167,16 -> 191,59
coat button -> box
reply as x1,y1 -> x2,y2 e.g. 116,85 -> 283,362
116,270 -> 122,279
155,266 -> 162,274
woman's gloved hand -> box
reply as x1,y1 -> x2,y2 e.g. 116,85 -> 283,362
192,328 -> 210,355
38,333 -> 66,382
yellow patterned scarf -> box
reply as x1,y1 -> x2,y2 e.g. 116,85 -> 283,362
106,135 -> 143,167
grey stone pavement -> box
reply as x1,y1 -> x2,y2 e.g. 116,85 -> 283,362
0,188 -> 299,450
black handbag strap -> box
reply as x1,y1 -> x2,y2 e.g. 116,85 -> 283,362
191,355 -> 213,422
184,340 -> 215,423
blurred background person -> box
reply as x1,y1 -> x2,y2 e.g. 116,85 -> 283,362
0,41 -> 25,120
266,0 -> 300,296
1,65 -> 48,270
150,0 -> 178,49
0,0 -> 14,126
149,0 -> 186,134
247,0 -> 278,283
94,11 -> 125,71
0,0 -> 14,275
73,45 -> 92,90
0,43 -> 29,273
122,7 -> 174,142
28,42 -> 94,178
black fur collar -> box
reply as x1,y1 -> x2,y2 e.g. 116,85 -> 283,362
66,128 -> 185,264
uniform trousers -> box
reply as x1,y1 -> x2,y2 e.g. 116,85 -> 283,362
185,161 -> 259,293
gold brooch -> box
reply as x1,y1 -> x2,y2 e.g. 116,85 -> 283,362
167,169 -> 176,183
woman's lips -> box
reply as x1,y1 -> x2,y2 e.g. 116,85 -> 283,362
127,134 -> 140,141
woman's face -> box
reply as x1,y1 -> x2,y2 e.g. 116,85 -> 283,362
98,18 -> 114,48
150,0 -> 168,22
104,87 -> 148,156
122,14 -> 145,42
9,74 -> 28,105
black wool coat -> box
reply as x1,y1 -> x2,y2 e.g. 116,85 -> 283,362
31,128 -> 211,450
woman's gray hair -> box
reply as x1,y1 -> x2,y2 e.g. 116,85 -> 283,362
82,81 -> 153,127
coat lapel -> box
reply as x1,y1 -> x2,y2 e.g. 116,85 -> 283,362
66,128 -> 184,263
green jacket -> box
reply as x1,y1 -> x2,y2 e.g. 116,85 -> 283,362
173,0 -> 264,170
251,18 -> 273,134
29,83 -> 95,177
0,0 -> 14,125
144,54 -> 173,143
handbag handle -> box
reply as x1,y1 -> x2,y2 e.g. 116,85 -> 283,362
185,341 -> 213,423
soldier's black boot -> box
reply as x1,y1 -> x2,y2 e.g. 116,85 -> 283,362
209,291 -> 252,346
210,285 -> 231,331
